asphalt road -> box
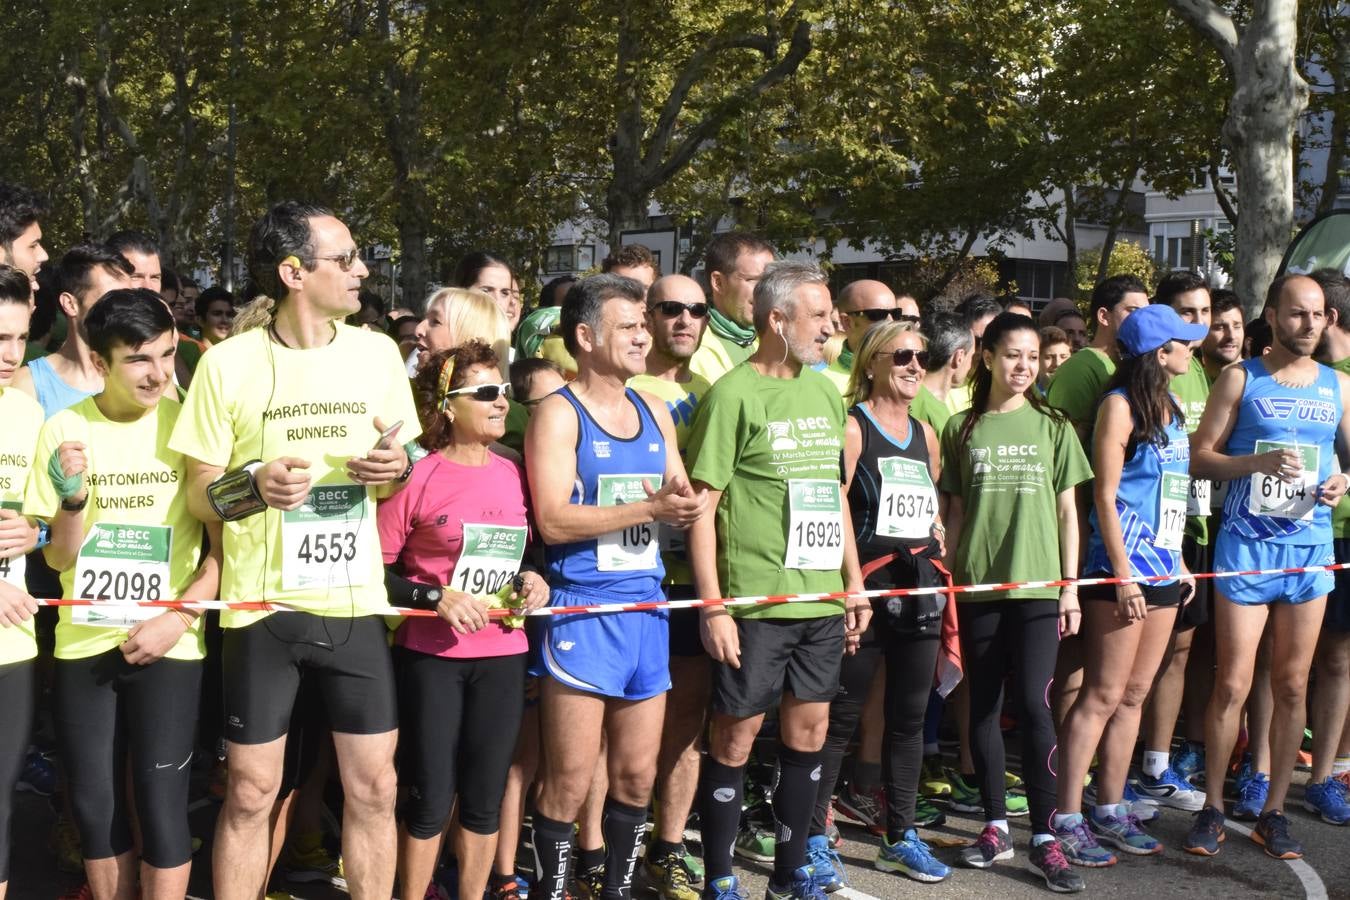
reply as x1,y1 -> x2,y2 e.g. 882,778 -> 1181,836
9,770 -> 1349,900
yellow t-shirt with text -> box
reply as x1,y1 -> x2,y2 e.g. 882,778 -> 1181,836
0,388 -> 43,664
24,397 -> 205,661
168,324 -> 422,628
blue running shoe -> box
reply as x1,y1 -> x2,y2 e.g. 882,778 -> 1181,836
1232,771 -> 1269,821
1088,805 -> 1162,856
875,828 -> 950,883
1172,741 -> 1205,785
703,875 -> 748,900
1134,767 -> 1205,812
16,749 -> 56,796
1085,779 -> 1159,823
1303,776 -> 1350,825
764,865 -> 826,900
1050,813 -> 1117,867
805,834 -> 846,893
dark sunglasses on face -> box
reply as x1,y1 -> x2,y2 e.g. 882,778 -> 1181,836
652,301 -> 709,319
446,382 -> 511,402
886,348 -> 929,368
846,308 -> 920,324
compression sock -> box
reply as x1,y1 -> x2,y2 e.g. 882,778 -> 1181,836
601,797 -> 648,899
771,744 -> 823,886
698,756 -> 745,881
531,814 -> 574,900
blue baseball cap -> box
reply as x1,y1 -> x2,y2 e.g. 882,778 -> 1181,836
1117,303 -> 1209,357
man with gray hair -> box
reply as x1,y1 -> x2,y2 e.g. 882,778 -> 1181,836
914,311 -> 975,435
686,261 -> 870,899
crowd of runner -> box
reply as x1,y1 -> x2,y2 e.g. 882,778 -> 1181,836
0,183 -> 1347,900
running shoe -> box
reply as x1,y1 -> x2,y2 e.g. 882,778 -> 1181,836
702,875 -> 747,900
875,828 -> 950,883
733,822 -> 775,863
805,834 -> 847,893
1027,840 -> 1086,893
919,755 -> 951,798
833,783 -> 884,835
959,824 -> 1014,868
945,768 -> 1028,816
1085,779 -> 1162,823
1172,740 -> 1205,785
1335,769 -> 1350,790
914,794 -> 947,828
1182,806 -> 1226,856
1134,766 -> 1205,811
1251,810 -> 1303,860
640,847 -> 701,900
15,748 -> 56,796
764,865 -> 827,900
1088,805 -> 1162,856
1049,813 -> 1116,867
572,862 -> 606,900
1303,776 -> 1350,825
1005,770 -> 1025,790
1232,771 -> 1269,821
488,874 -> 527,900
281,841 -> 346,889
1229,753 -> 1253,793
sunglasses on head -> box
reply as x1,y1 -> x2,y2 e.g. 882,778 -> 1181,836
846,308 -> 920,324
652,301 -> 709,319
886,348 -> 929,368
445,382 -> 511,402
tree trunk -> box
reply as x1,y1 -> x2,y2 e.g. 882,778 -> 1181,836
1168,0 -> 1310,319
1095,165 -> 1140,285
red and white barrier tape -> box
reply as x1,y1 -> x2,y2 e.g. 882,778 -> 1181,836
27,562 -> 1350,619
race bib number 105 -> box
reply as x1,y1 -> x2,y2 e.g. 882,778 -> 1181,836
596,474 -> 662,573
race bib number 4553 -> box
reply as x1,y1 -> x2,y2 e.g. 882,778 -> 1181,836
72,522 -> 171,629
282,484 -> 372,591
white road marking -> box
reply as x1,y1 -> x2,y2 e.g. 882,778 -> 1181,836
1223,820 -> 1327,900
836,886 -> 884,900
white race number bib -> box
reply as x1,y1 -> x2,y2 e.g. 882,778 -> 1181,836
1248,441 -> 1319,522
281,484 -> 371,591
876,457 -> 938,540
786,479 -> 845,570
72,523 -> 172,628
0,501 -> 26,590
596,474 -> 662,572
1156,472 -> 1189,551
450,524 -> 527,595
1186,478 -> 1211,517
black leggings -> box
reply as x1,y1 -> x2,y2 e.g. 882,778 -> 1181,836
54,650 -> 202,868
959,599 -> 1059,830
0,660 -> 34,883
395,647 -> 526,838
812,608 -> 940,841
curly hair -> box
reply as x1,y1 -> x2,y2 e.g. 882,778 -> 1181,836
412,339 -> 501,452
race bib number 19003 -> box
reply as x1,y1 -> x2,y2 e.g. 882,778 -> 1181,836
72,522 -> 172,629
450,524 -> 527,595
281,484 -> 372,591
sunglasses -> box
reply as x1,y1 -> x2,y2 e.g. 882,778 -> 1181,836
313,247 -> 361,272
845,308 -> 920,324
652,301 -> 709,319
885,348 -> 929,368
445,382 -> 511,402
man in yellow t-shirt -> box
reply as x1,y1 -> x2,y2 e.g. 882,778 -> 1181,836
169,202 -> 420,900
0,265 -> 44,900
688,232 -> 774,385
24,289 -> 220,900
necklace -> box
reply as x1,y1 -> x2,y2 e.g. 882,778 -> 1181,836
269,320 -> 336,349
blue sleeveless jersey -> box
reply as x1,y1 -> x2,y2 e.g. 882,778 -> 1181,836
28,357 -> 95,420
546,386 -> 667,598
1220,358 -> 1340,545
1084,390 -> 1189,582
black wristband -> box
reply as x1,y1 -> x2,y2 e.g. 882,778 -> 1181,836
396,458 -> 415,483
60,494 -> 88,512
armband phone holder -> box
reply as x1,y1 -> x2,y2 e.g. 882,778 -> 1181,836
208,460 -> 267,522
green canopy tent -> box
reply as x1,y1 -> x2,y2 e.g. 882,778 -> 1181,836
1279,209 -> 1350,278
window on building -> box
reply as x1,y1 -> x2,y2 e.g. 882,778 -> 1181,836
1151,221 -> 1205,270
